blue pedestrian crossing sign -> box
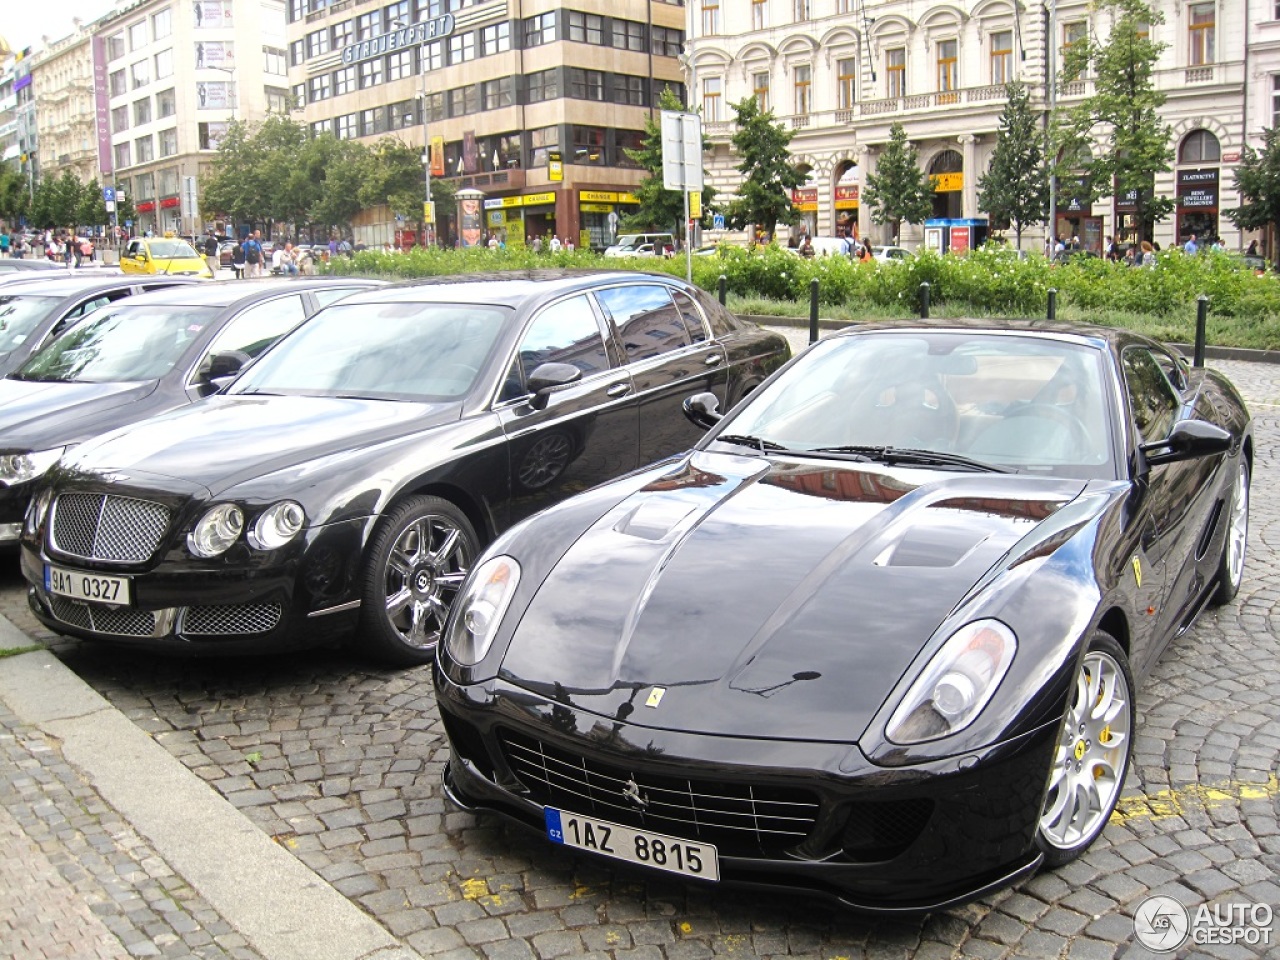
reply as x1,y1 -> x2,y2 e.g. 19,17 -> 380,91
713,213 -> 725,230
103,187 -> 115,202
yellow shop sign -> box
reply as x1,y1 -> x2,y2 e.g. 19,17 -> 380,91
579,190 -> 617,203
522,192 -> 556,206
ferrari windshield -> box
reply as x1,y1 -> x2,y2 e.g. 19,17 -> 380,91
720,331 -> 1115,478
230,301 -> 508,400
146,240 -> 201,259
0,295 -> 57,354
16,305 -> 219,382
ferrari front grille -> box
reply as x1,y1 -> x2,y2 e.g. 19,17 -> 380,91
498,729 -> 819,858
48,595 -> 157,637
181,603 -> 282,636
839,798 -> 933,862
50,493 -> 170,563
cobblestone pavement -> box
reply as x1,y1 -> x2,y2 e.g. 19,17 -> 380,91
0,351 -> 1277,960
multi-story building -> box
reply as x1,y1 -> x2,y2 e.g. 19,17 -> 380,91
689,0 -> 1248,253
287,0 -> 686,249
30,23 -> 101,186
97,0 -> 289,235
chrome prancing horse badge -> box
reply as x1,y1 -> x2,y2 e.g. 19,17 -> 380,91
645,687 -> 666,708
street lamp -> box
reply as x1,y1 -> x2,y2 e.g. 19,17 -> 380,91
393,19 -> 433,246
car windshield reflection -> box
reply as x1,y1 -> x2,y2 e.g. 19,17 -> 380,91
15,305 -> 220,382
230,302 -> 509,401
721,332 -> 1114,478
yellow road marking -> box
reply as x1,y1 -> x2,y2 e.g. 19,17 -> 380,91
1111,774 -> 1280,825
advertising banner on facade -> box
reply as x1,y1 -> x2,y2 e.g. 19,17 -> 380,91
430,136 -> 445,177
91,35 -> 113,176
834,185 -> 859,210
195,41 -> 234,69
196,81 -> 233,110
791,187 -> 818,212
193,1 -> 234,29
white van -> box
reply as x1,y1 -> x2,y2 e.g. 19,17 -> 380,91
603,233 -> 677,257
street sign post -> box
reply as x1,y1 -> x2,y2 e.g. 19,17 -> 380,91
660,111 -> 703,282
181,177 -> 198,237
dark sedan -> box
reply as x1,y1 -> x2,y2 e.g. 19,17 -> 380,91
0,278 -> 380,546
0,258 -> 65,273
21,272 -> 790,663
434,321 -> 1251,912
0,275 -> 202,379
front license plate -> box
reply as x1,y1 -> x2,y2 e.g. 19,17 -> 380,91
545,808 -> 719,881
44,564 -> 132,606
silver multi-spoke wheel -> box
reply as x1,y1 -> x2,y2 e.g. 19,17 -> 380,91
1038,637 -> 1133,865
361,496 -> 478,665
1214,458 -> 1250,605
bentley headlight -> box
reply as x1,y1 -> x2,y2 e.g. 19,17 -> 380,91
187,503 -> 244,558
0,447 -> 65,487
886,620 -> 1016,745
248,501 -> 306,550
25,486 -> 53,535
443,555 -> 521,665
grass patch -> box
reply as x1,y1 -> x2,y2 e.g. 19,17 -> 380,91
0,643 -> 44,658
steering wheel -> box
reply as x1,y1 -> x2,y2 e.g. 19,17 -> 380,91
1005,403 -> 1092,458
883,376 -> 959,447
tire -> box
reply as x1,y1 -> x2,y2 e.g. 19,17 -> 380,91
1211,457 -> 1249,607
358,495 -> 478,666
1036,631 -> 1134,868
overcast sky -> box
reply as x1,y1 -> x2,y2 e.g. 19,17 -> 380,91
4,1 -> 120,55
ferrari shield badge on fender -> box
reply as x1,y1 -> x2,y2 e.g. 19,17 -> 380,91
645,687 -> 666,708
1131,555 -> 1143,588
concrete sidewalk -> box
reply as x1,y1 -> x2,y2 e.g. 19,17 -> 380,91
0,616 -> 423,960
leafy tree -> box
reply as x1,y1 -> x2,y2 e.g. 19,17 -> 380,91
298,133 -> 367,231
0,164 -> 29,224
1225,126 -> 1280,262
621,87 -> 717,239
977,82 -> 1049,247
76,179 -> 108,229
203,116 -> 315,226
722,97 -> 805,240
863,122 -> 932,241
1055,0 -> 1173,241
356,137 -> 453,242
28,170 -> 84,229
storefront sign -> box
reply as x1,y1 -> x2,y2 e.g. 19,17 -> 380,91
522,192 -> 556,207
616,192 -> 637,204
690,192 -> 701,218
1177,168 -> 1218,210
548,151 -> 563,182
135,201 -> 156,213
580,191 -> 617,203
1114,186 -> 1149,212
834,185 -> 859,210
581,203 -> 614,213
932,172 -> 963,192
92,36 -> 113,175
341,16 -> 456,66
1222,152 -> 1240,163
950,226 -> 971,253
791,187 -> 818,212
430,136 -> 444,177
1060,175 -> 1091,214
159,196 -> 181,209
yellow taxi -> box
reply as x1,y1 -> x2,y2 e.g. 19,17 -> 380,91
119,236 -> 215,279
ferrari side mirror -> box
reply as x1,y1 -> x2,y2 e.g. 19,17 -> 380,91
1140,418 -> 1232,466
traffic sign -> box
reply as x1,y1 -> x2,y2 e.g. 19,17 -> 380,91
661,111 -> 703,192
103,186 -> 115,202
713,213 -> 725,230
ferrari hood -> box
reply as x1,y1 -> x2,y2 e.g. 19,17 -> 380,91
500,451 -> 1087,743
0,376 -> 156,449
60,394 -> 462,493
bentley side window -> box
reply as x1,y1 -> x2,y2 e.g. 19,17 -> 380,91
513,295 -> 611,386
671,290 -> 709,344
596,284 -> 689,361
195,295 -> 307,382
1121,347 -> 1180,443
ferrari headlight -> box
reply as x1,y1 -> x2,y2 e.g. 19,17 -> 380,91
187,503 -> 244,558
443,555 -> 521,665
0,447 -> 65,487
886,620 -> 1017,745
247,501 -> 306,551
25,486 -> 53,535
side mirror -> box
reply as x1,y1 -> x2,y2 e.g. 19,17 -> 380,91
527,362 -> 582,410
1140,418 -> 1232,467
682,391 -> 723,429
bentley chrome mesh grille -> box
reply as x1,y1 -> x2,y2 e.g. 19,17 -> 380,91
51,494 -> 170,563
498,730 -> 819,858
181,603 -> 283,636
48,595 -> 157,637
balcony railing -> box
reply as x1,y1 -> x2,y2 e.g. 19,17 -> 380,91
1185,66 -> 1214,83
791,115 -> 810,129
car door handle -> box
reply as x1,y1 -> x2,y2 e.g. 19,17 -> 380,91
704,353 -> 723,366
606,382 -> 631,398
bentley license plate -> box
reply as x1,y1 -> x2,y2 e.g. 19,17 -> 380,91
44,564 -> 131,606
545,808 -> 719,881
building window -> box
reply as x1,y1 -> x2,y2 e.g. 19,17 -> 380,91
308,29 -> 331,58
837,57 -> 856,108
157,88 -> 176,118
134,98 -> 152,125
135,135 -> 154,163
836,0 -> 852,12
264,46 -> 288,75
530,125 -> 558,167
266,87 -> 291,114
887,47 -> 906,97
337,114 -> 357,140
335,66 -> 355,95
448,32 -> 476,64
753,71 -> 770,111
114,142 -> 132,168
387,49 -> 414,80
572,125 -> 606,164
568,12 -> 603,44
702,0 -> 719,35
1061,20 -> 1087,78
129,21 -> 147,51
110,69 -> 127,96
158,167 -> 179,198
703,75 -> 722,121
331,21 -> 353,50
423,41 -> 444,72
359,108 -> 384,137
1188,3 -> 1214,65
159,127 -> 178,157
752,0 -> 767,30
569,68 -> 606,100
793,0 -> 810,21
131,60 -> 151,89
310,120 -> 330,137
382,1 -> 409,30
612,21 -> 646,51
524,13 -> 555,47
426,91 -> 445,122
359,57 -> 383,88
356,12 -> 379,41
611,75 -> 646,105
527,69 -> 559,102
112,105 -> 130,132
155,49 -> 173,79
1179,128 -> 1221,163
1273,75 -> 1280,127
794,64 -> 811,114
937,39 -> 958,93
290,39 -> 305,66
199,121 -> 228,150
482,23 -> 511,55
614,129 -> 644,168
152,8 -> 172,40
309,74 -> 332,101
483,77 -> 514,109
991,30 -> 1012,84
108,34 -> 126,60
292,83 -> 306,108
652,26 -> 683,57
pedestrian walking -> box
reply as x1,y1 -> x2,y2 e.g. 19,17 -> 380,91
230,240 -> 246,279
242,231 -> 264,278
203,229 -> 220,275
0,232 -> 9,257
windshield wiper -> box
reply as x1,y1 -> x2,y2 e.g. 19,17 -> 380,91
714,433 -> 789,453
809,445 -> 1011,473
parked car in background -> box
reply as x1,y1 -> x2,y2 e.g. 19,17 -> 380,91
0,278 -> 381,548
0,258 -> 66,273
22,272 -> 791,664
436,319 -> 1251,912
604,234 -> 677,258
119,237 -> 214,278
873,245 -> 913,262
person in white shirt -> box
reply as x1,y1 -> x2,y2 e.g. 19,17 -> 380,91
549,236 -> 562,253
271,245 -> 285,273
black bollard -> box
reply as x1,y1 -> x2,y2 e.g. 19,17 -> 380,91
718,274 -> 727,306
1194,295 -> 1208,367
809,279 -> 820,344
919,282 -> 930,319
1047,288 -> 1057,321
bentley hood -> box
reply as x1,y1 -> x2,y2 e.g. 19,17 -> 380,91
499,451 -> 1088,743
0,377 -> 157,450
